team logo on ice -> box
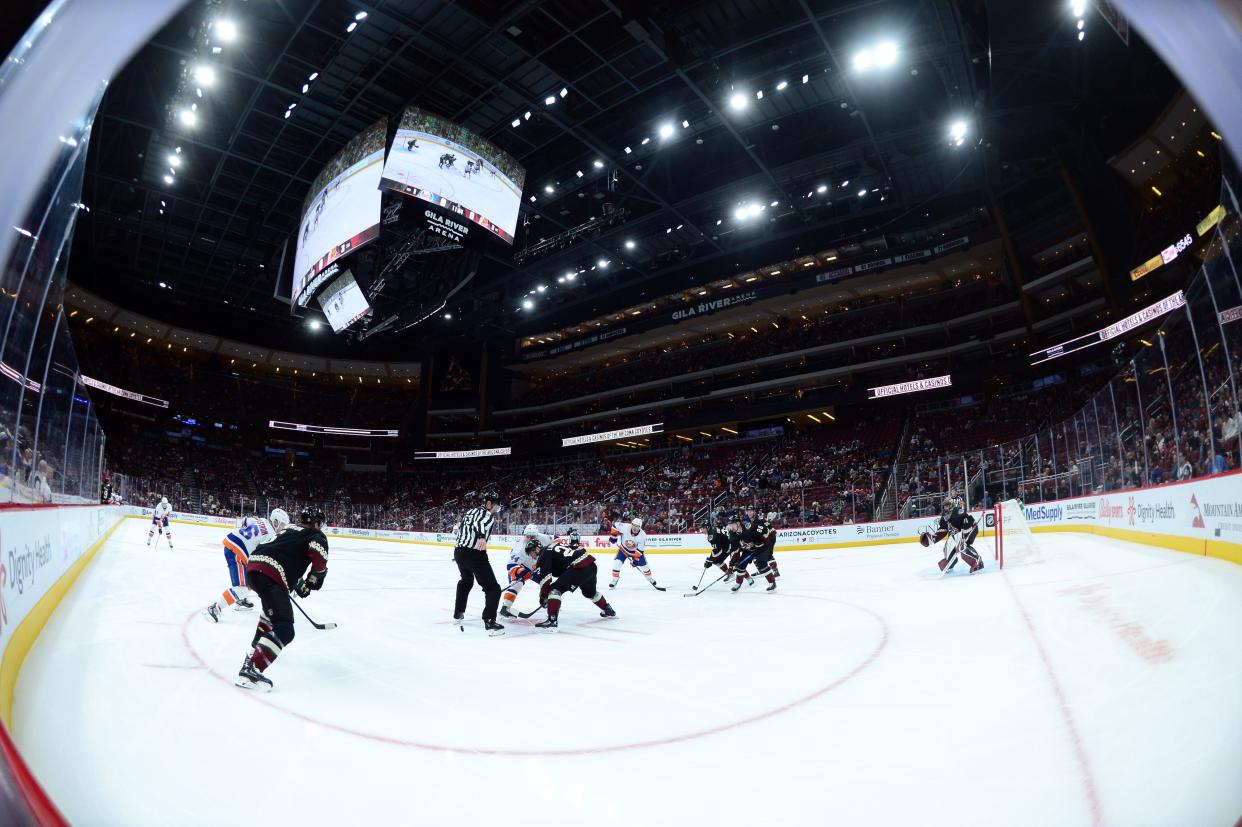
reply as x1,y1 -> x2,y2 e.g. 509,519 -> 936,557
1189,494 -> 1206,529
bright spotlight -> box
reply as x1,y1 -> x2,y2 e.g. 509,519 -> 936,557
624,239 -> 635,249
544,184 -> 554,193
875,41 -> 898,67
523,111 -> 531,120
168,154 -> 181,167
511,118 -> 520,127
729,92 -> 747,111
776,80 -> 788,91
734,205 -> 749,221
193,65 -> 215,86
355,11 -> 368,20
163,175 -> 174,184
597,258 -> 609,269
1077,30 -> 1085,41
302,83 -> 309,93
179,109 -> 196,126
443,312 -> 451,320
949,119 -> 968,146
309,320 -> 321,331
566,272 -> 577,282
522,299 -> 534,310
816,184 -> 827,194
536,284 -> 547,293
346,21 -> 358,33
559,87 -> 568,97
593,159 -> 604,168
1070,0 -> 1087,16
214,19 -> 237,42
857,188 -> 867,197
853,49 -> 874,72
545,95 -> 556,105
681,119 -> 689,129
658,122 -> 674,139
308,72 -> 319,81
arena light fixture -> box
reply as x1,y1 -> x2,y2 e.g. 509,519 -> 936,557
214,18 -> 237,42
575,170 -> 583,178
624,239 -> 635,249
949,119 -> 968,147
168,154 -> 181,167
524,111 -> 531,120
309,320 -> 321,330
211,45 -> 222,54
1070,0 -> 1087,16
355,11 -> 368,20
756,90 -> 764,99
729,91 -> 747,111
875,41 -> 898,67
346,21 -> 358,33
1077,30 -> 1085,41
545,95 -> 556,105
162,174 -> 174,184
536,284 -> 547,292
443,312 -> 452,320
559,87 -> 568,98
776,80 -> 788,91
179,109 -> 196,126
681,119 -> 689,128
857,188 -> 867,197
193,64 -> 215,86
623,146 -> 632,154
659,123 -> 675,139
816,184 -> 827,193
853,49 -> 874,72
283,110 -> 292,119
597,258 -> 609,269
511,118 -> 520,127
801,74 -> 809,84
308,72 -> 319,81
641,137 -> 650,145
302,83 -> 310,93
544,184 -> 554,193
566,272 -> 577,282
522,299 -> 534,310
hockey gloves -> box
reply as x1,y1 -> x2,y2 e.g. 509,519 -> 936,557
294,570 -> 326,598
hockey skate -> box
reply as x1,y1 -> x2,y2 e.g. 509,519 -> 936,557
235,659 -> 272,692
202,603 -> 221,623
535,617 -> 558,632
499,605 -> 515,618
731,580 -> 744,592
233,597 -> 254,611
765,581 -> 777,592
599,605 -> 616,618
484,619 -> 506,637
608,580 -> 617,589
453,613 -> 465,632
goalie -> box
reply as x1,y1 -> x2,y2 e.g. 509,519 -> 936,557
919,497 -> 984,574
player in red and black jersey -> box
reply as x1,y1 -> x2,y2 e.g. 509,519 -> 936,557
235,508 -> 330,692
532,532 -> 615,631
732,507 -> 779,593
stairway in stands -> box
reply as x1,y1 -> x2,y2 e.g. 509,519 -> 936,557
876,416 -> 913,521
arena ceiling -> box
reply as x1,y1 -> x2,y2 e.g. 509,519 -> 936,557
66,0 -> 1180,358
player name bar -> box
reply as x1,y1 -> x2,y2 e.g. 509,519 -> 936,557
1029,290 -> 1186,365
415,447 -> 513,459
562,422 -> 664,447
79,374 -> 168,407
269,420 -> 399,437
867,375 -> 952,400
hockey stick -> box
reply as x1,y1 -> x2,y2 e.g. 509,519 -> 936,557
517,606 -> 544,619
689,568 -> 709,591
684,553 -> 754,597
291,596 -> 337,630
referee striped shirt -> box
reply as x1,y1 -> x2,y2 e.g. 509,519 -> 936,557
454,506 -> 495,549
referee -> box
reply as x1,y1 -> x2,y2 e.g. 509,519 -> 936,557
452,490 -> 505,635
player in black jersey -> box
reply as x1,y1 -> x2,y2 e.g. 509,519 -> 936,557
235,508 -> 329,692
920,497 -> 983,574
703,512 -> 742,575
732,508 -> 778,592
531,533 -> 615,631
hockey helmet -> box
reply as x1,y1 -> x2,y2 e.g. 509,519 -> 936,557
300,507 -> 326,527
941,497 -> 960,517
270,508 -> 291,531
630,517 -> 643,530
523,523 -> 539,537
566,527 -> 582,548
481,490 -> 501,506
160,496 -> 168,504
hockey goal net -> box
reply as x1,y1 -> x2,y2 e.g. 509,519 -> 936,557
993,499 -> 1043,568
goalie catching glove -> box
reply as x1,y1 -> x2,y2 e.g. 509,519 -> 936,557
918,527 -> 949,548
294,570 -> 326,598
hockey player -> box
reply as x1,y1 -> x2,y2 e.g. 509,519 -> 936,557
919,497 -> 983,574
703,512 -> 741,575
609,517 -> 663,590
732,508 -> 778,592
765,510 -> 782,579
202,509 -> 289,623
147,496 -> 173,548
532,531 -> 615,631
500,523 -> 552,618
234,508 -> 329,692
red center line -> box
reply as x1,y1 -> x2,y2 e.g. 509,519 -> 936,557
1004,576 -> 1104,826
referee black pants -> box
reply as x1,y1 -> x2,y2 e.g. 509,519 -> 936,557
453,546 -> 501,622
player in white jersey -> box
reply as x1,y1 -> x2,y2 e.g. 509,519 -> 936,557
202,509 -> 290,622
609,518 -> 664,590
147,496 -> 173,548
500,524 -> 553,618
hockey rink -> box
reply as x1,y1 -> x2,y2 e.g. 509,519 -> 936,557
13,517 -> 1242,827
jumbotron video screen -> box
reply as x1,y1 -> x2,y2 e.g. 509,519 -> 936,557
379,106 -> 526,243
291,119 -> 386,307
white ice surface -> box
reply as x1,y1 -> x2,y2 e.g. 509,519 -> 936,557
381,137 -> 521,238
14,518 -> 1242,827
